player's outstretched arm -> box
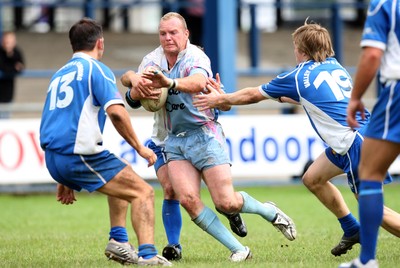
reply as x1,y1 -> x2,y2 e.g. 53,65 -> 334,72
193,86 -> 265,111
106,104 -> 156,167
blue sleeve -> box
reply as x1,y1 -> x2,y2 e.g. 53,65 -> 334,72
260,68 -> 301,102
361,0 -> 391,47
91,61 -> 122,107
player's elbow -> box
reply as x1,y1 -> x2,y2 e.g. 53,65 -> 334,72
106,104 -> 125,123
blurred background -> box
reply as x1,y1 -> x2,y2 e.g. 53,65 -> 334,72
0,0 -> 384,192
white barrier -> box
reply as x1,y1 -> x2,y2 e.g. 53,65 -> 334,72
1,115 -> 399,185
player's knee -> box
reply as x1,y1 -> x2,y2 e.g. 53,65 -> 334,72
215,198 -> 241,214
143,183 -> 155,199
302,172 -> 315,189
302,172 -> 325,192
179,194 -> 201,213
162,184 -> 176,199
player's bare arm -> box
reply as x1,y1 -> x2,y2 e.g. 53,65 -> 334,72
106,104 -> 156,166
347,47 -> 383,129
193,86 -> 264,111
142,67 -> 207,93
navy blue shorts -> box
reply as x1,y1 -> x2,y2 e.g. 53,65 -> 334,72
148,140 -> 167,173
366,80 -> 400,142
325,132 -> 392,194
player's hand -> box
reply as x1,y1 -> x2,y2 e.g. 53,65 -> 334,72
193,79 -> 223,111
142,66 -> 171,89
207,73 -> 224,94
56,183 -> 76,205
132,76 -> 159,99
137,146 -> 157,167
346,98 -> 365,129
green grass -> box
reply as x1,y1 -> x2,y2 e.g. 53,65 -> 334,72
1,183 -> 400,267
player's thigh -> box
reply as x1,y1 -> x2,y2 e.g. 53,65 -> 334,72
202,164 -> 239,207
359,138 -> 400,180
168,160 -> 202,198
303,150 -> 343,184
98,164 -> 153,201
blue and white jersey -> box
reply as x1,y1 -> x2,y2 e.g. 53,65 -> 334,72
40,52 -> 124,155
361,0 -> 400,81
260,58 -> 370,155
139,41 -> 213,136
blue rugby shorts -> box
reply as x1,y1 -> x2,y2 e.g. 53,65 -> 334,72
44,149 -> 127,192
147,140 -> 167,172
366,80 -> 400,142
325,132 -> 392,194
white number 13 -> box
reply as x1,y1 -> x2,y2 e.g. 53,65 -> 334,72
48,71 -> 76,110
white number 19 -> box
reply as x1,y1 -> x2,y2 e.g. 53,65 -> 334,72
313,69 -> 352,101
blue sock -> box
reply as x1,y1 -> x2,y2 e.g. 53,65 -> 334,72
239,191 -> 276,221
338,213 -> 360,237
193,206 -> 245,252
358,180 -> 383,264
138,244 -> 157,259
109,226 -> 128,243
162,199 -> 182,248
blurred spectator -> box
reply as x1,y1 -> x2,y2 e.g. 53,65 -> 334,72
184,0 -> 204,46
0,32 -> 25,118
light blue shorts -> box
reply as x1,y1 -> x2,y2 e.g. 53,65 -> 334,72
45,149 -> 127,192
366,80 -> 400,142
165,121 -> 231,171
148,140 -> 167,173
325,132 -> 392,194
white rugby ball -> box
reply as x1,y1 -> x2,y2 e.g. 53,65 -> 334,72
140,87 -> 168,112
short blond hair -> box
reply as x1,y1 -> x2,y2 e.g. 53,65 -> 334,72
292,20 -> 335,62
160,12 -> 188,30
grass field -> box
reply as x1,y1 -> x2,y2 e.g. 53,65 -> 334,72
1,183 -> 399,268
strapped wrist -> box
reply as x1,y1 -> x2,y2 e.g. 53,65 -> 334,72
125,88 -> 142,109
168,79 -> 177,90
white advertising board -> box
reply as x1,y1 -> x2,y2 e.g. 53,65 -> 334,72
1,115 -> 399,185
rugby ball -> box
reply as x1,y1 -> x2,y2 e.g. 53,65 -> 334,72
140,87 -> 168,112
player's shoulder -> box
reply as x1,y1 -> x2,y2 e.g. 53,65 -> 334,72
90,59 -> 116,81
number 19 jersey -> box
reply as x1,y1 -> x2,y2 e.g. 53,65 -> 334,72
40,52 -> 124,155
260,57 -> 370,155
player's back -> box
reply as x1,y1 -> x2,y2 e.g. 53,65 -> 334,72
40,53 -> 106,155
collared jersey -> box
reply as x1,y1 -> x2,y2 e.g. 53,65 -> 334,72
361,0 -> 400,81
138,41 -> 214,141
40,52 -> 124,155
260,57 -> 370,155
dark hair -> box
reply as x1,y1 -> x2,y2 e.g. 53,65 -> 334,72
69,17 -> 103,52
